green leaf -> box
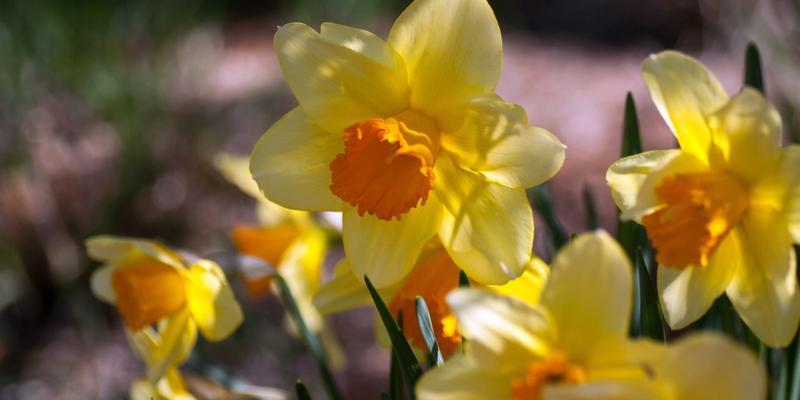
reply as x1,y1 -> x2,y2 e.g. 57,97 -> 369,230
790,331 -> 800,400
631,249 -> 666,341
458,270 -> 470,287
415,296 -> 444,366
365,276 -> 423,394
380,393 -> 392,400
582,183 -> 599,230
744,42 -> 765,94
621,92 -> 642,157
275,275 -> 343,400
295,380 -> 313,400
528,184 -> 568,252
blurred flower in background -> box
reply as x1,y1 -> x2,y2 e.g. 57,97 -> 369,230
0,0 -> 797,399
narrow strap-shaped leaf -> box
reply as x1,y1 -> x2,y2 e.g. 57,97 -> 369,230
366,276 -> 423,393
790,329 -> 800,400
458,270 -> 470,287
275,275 -> 342,400
582,183 -> 599,230
744,42 -> 765,94
528,184 -> 568,251
389,341 -> 405,400
621,92 -> 642,157
295,380 -> 313,400
415,296 -> 444,366
631,249 -> 666,342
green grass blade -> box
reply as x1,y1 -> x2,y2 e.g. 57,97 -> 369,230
295,380 -> 313,400
582,183 -> 599,230
528,184 -> 568,251
790,332 -> 800,400
275,275 -> 342,400
365,276 -> 423,393
415,296 -> 444,366
631,249 -> 666,341
389,342 -> 405,400
459,270 -> 470,287
621,92 -> 642,157
744,42 -> 765,94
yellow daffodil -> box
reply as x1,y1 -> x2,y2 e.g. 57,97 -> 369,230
215,153 -> 345,368
416,231 -> 765,399
130,368 -> 195,400
606,51 -> 800,347
250,0 -> 565,290
313,238 -> 549,357
86,236 -> 243,382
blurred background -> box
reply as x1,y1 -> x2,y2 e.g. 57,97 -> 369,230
0,0 -> 798,398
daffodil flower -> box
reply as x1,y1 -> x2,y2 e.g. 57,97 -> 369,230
87,236 -> 243,382
313,239 -> 549,357
130,368 -> 195,400
250,0 -> 565,289
606,51 -> 800,347
215,153 -> 346,368
416,231 -> 765,399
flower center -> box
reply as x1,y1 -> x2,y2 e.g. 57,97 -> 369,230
642,171 -> 748,268
111,262 -> 186,331
232,224 -> 301,297
330,110 -> 440,221
511,353 -> 586,400
388,247 -> 462,356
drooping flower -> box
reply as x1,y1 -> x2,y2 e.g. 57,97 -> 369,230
606,50 -> 800,347
416,231 -> 765,400
87,236 -> 243,382
313,238 -> 549,358
250,0 -> 565,289
215,153 -> 345,368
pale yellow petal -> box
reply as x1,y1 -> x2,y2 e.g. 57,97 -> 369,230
435,154 -> 533,285
606,150 -> 681,216
250,107 -> 343,212
319,22 -> 402,69
540,231 -> 632,360
85,235 -> 185,270
313,260 -> 369,314
727,208 -> 800,347
447,289 -> 554,373
388,0 -> 501,115
90,264 -> 120,304
619,150 -> 707,222
641,51 -> 728,161
416,355 -> 512,400
751,145 -> 800,242
443,95 -> 565,188
275,22 -> 408,133
213,152 -> 265,201
342,197 -> 442,288
485,257 -> 549,307
655,333 -> 765,400
657,231 -> 738,329
143,308 -> 198,383
184,260 -> 243,342
544,381 -> 662,400
707,88 -> 782,183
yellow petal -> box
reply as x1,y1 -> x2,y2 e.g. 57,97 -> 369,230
657,231 -> 738,329
274,22 -> 408,133
313,259 -> 390,314
416,354 -> 511,400
655,333 -> 765,400
544,381 -> 662,400
447,289 -> 554,373
606,150 -> 681,217
342,197 -> 441,288
435,154 -> 533,285
485,257 -> 549,308
250,107 -> 343,212
707,88 -> 782,182
131,368 -> 196,400
641,51 -> 728,161
618,150 -> 707,222
388,0 -> 501,116
540,231 -> 632,360
442,95 -> 565,188
213,152 -> 265,201
142,308 -> 198,383
751,145 -> 800,242
184,260 -> 243,342
86,235 -> 185,270
319,22 -> 402,70
278,229 -> 328,332
90,264 -> 120,304
726,208 -> 800,347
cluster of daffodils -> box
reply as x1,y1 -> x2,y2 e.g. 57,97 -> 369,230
85,0 -> 800,398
